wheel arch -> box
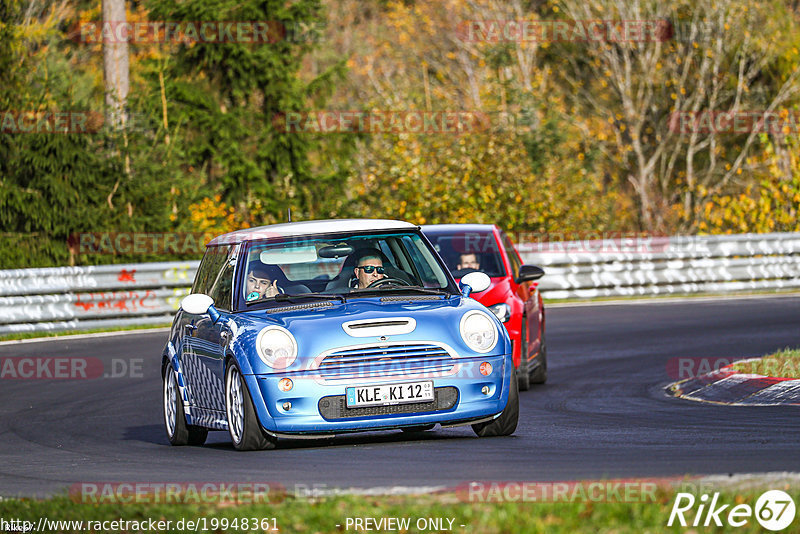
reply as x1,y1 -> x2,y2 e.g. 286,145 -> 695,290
223,349 -> 277,434
162,341 -> 193,426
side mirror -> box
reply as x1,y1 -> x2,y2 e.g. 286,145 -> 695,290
515,264 -> 545,284
459,271 -> 491,296
180,294 -> 221,323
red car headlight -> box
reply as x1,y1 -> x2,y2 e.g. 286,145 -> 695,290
487,303 -> 511,323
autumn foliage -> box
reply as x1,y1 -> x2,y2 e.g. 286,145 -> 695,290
1,0 -> 799,267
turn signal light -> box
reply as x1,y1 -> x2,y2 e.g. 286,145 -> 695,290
479,362 -> 492,376
278,378 -> 293,392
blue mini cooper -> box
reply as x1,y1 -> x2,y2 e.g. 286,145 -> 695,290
162,219 -> 518,450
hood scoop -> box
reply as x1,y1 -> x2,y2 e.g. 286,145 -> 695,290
342,317 -> 416,337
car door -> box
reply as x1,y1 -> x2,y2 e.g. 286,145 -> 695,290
181,244 -> 237,412
176,246 -> 220,407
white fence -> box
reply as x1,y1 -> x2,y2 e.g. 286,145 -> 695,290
0,262 -> 198,335
518,232 -> 800,299
0,233 -> 798,334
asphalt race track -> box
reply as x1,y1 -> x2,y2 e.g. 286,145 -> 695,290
1,295 -> 799,498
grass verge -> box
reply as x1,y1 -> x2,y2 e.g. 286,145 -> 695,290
1,485 -> 798,533
0,323 -> 170,342
730,347 -> 800,379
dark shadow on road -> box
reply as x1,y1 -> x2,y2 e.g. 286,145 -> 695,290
125,424 -> 475,451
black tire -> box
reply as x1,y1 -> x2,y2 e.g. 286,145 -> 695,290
472,366 -> 519,437
163,365 -> 208,446
531,333 -> 548,384
225,362 -> 276,451
517,318 -> 531,391
401,424 -> 435,433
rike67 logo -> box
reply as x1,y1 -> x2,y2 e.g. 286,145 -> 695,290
668,490 -> 796,531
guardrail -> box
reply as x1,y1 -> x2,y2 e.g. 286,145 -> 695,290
0,262 -> 198,335
518,232 -> 800,300
0,233 -> 797,334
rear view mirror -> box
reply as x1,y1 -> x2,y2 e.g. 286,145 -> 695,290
515,265 -> 545,284
318,243 -> 355,258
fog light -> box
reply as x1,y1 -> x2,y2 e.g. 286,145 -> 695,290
282,402 -> 292,411
278,378 -> 293,392
481,386 -> 490,395
479,362 -> 492,376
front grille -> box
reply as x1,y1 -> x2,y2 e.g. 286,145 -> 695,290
315,343 -> 456,382
318,386 -> 458,420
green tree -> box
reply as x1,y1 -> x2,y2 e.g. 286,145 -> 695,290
145,0 -> 350,224
0,0 -> 123,267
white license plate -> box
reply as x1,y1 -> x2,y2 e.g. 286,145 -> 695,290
346,381 -> 434,408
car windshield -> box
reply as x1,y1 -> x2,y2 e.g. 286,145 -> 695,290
424,230 -> 506,278
238,230 -> 455,308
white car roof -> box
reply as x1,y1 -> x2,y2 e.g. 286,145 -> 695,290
208,219 -> 418,246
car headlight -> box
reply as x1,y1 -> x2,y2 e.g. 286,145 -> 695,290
487,303 -> 511,323
459,310 -> 498,353
256,326 -> 298,369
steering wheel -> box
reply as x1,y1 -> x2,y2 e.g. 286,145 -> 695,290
366,277 -> 411,288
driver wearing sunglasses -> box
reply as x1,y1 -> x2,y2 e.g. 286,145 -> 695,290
353,252 -> 387,289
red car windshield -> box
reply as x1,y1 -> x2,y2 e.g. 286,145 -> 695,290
425,231 -> 506,278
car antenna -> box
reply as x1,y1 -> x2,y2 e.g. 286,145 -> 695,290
287,208 -> 292,222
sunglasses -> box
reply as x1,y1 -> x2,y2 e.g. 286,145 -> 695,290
356,265 -> 385,274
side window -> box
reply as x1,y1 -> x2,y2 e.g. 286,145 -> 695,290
501,232 -> 521,280
208,245 -> 236,311
192,248 -> 220,295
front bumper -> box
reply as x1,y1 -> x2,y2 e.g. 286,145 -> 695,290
243,354 -> 512,434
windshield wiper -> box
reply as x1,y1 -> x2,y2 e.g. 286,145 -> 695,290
246,292 -> 347,306
351,286 -> 451,297
274,292 -> 347,304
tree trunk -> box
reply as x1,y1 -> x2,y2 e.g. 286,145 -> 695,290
103,0 -> 128,129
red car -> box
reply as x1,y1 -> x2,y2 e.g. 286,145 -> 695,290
422,224 -> 546,390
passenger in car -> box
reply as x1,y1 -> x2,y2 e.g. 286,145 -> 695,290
457,253 -> 481,271
245,264 -> 282,301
